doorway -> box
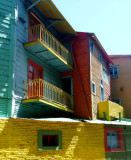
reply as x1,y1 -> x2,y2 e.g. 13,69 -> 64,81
28,60 -> 43,98
62,77 -> 72,95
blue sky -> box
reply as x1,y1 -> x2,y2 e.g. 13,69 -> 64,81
52,0 -> 131,55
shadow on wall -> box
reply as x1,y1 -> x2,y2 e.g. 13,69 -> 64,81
0,118 -> 105,160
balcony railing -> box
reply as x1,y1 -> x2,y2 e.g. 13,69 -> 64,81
98,101 -> 125,121
24,79 -> 73,110
28,25 -> 73,67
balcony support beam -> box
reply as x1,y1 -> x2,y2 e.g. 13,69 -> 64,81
46,20 -> 58,29
27,0 -> 47,11
46,19 -> 63,29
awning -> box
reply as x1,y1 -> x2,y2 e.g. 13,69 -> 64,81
28,0 -> 77,35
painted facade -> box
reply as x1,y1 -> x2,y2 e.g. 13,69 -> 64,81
62,32 -> 112,119
0,118 -> 131,160
104,124 -> 131,160
110,55 -> 131,118
0,0 -> 77,118
0,118 -> 105,160
0,0 -> 16,117
0,1 -> 131,160
0,0 -> 112,120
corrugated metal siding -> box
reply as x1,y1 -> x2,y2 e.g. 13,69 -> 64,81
103,79 -> 110,100
91,53 -> 102,120
13,0 -> 62,118
0,98 -> 8,117
0,0 -> 16,117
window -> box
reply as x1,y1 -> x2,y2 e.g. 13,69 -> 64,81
100,80 -> 104,101
112,98 -> 121,105
109,66 -> 119,78
98,52 -> 103,63
102,68 -> 109,83
92,81 -> 96,95
104,127 -> 124,152
38,131 -> 62,150
90,39 -> 94,53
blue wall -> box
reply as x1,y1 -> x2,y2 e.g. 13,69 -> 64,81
13,0 -> 62,118
0,0 -> 16,117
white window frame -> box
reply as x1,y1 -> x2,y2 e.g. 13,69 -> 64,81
92,81 -> 96,95
100,80 -> 104,101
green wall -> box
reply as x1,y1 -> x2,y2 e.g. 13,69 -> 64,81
0,0 -> 16,117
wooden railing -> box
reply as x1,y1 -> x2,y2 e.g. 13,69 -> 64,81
24,79 -> 73,110
28,25 -> 73,67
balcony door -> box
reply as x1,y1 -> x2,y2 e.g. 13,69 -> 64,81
62,77 -> 73,109
29,11 -> 44,42
28,60 -> 43,98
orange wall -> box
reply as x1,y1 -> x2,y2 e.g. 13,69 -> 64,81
110,56 -> 131,118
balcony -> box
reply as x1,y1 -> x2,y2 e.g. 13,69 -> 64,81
98,101 -> 125,121
22,79 -> 74,113
24,25 -> 73,71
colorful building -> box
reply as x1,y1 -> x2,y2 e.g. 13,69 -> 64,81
62,32 -> 112,119
0,117 -> 131,160
0,0 -> 77,118
109,55 -> 131,118
0,0 -> 112,120
0,118 -> 106,160
0,0 -> 131,159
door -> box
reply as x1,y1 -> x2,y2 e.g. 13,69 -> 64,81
29,12 -> 41,42
62,77 -> 73,108
28,60 -> 43,98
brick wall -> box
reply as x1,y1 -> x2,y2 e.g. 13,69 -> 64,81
0,118 -> 105,160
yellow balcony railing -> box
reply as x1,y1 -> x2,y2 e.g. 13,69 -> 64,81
24,79 -> 73,110
28,25 -> 73,67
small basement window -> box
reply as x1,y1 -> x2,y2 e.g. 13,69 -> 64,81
104,127 -> 124,152
38,131 -> 62,150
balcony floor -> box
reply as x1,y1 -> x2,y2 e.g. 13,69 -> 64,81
24,40 -> 73,72
20,98 -> 74,118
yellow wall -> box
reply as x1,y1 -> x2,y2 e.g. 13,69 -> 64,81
111,56 -> 131,118
0,118 -> 105,160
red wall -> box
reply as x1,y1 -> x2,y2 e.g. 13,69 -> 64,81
61,32 -> 92,119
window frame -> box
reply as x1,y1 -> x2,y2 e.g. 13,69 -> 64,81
109,66 -> 119,78
38,130 -> 62,150
92,81 -> 96,95
104,127 -> 124,152
100,80 -> 104,101
98,52 -> 103,63
102,67 -> 109,83
90,39 -> 94,53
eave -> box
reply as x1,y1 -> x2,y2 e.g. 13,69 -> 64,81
27,0 -> 77,36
